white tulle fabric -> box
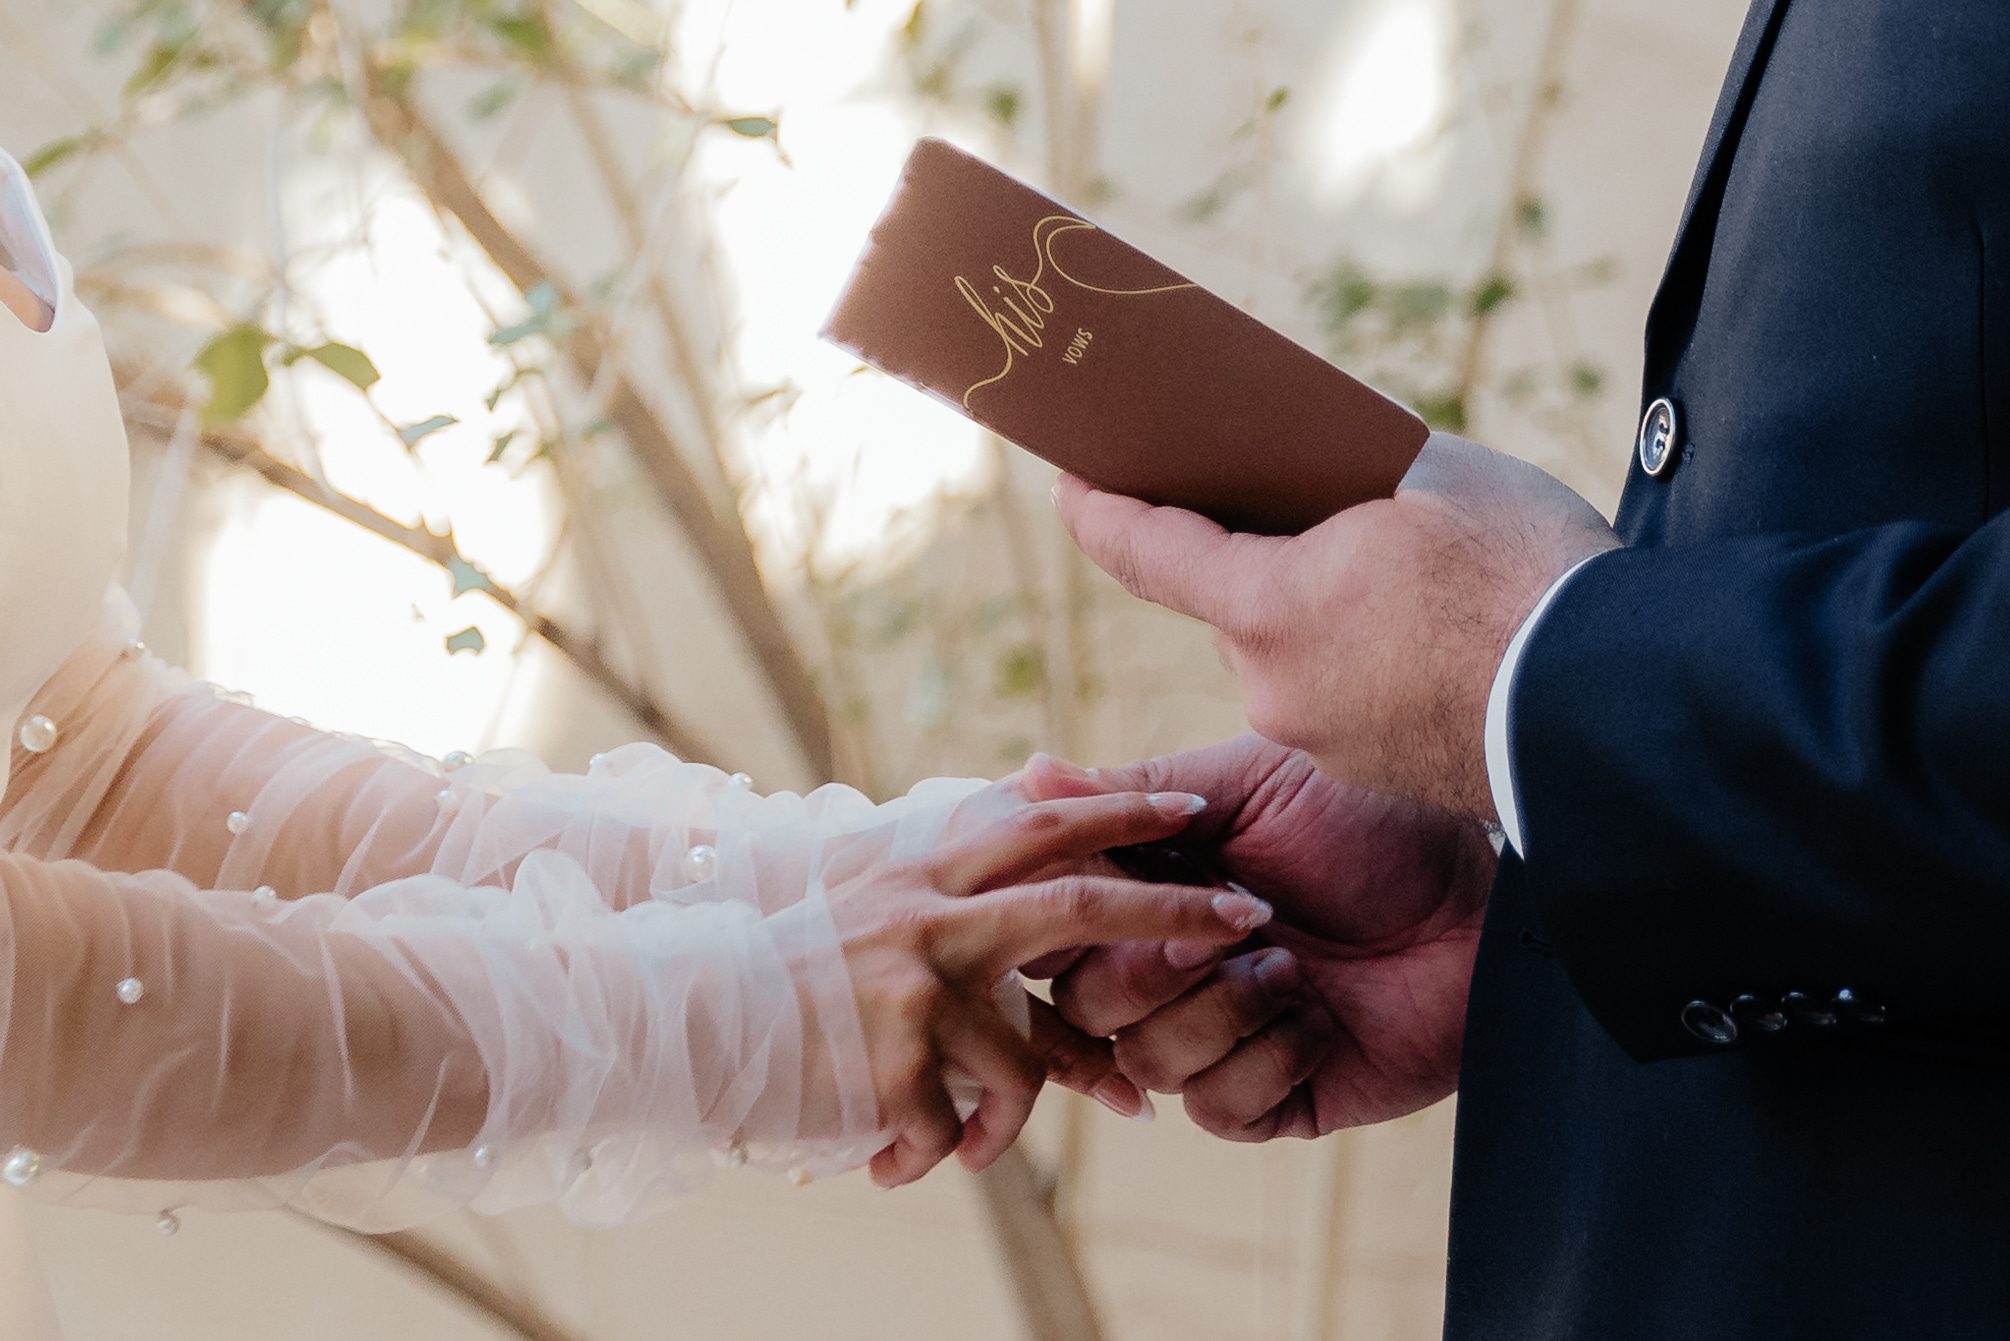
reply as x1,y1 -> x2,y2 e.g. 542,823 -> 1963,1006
0,147 -> 995,1230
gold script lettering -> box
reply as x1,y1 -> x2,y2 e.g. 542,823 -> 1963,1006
958,216 -> 1195,407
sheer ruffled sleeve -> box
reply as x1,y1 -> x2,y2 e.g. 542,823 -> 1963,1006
0,590 -> 1002,1229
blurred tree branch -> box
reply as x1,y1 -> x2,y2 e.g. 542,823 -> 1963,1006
349,60 -> 836,780
299,1214 -> 587,1341
1451,0 -> 1584,410
125,401 -> 724,764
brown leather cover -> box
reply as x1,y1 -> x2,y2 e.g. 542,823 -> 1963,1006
820,138 -> 1429,535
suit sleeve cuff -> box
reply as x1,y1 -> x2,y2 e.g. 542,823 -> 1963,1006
1485,554 -> 1604,854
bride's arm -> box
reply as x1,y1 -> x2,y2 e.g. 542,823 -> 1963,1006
0,595 -> 1257,1221
0,777 -> 1260,1225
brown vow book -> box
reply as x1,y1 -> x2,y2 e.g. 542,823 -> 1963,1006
819,138 -> 1428,535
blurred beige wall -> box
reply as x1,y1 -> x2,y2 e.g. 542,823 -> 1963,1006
0,1 -> 1746,1336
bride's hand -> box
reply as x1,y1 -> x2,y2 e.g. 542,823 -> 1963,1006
0,264 -> 51,331
829,789 -> 1270,1187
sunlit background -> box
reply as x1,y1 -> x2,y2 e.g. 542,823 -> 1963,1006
0,0 -> 1746,1336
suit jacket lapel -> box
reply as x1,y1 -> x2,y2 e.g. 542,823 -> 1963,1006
1644,0 -> 1788,336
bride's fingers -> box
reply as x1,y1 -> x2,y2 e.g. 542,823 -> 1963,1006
1018,753 -> 1113,801
943,877 -> 1271,979
1026,995 -> 1154,1122
943,1009 -> 1045,1174
931,792 -> 1209,894
869,1049 -> 964,1190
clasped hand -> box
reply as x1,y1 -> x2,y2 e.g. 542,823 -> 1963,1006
824,781 -> 1272,1187
1012,433 -> 1620,1140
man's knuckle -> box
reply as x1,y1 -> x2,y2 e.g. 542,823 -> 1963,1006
1050,974 -> 1116,1038
1113,952 -> 1174,1013
1111,1032 -> 1179,1094
1180,1092 -> 1237,1135
1185,1093 -> 1270,1143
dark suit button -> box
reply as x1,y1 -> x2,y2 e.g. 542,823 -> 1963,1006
1833,988 -> 1886,1025
1730,994 -> 1787,1032
1680,1000 -> 1738,1045
1637,397 -> 1679,476
1782,991 -> 1838,1027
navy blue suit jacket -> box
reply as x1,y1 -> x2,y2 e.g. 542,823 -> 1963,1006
1446,2 -> 2010,1336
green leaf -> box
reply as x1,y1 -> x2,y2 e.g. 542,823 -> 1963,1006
193,325 -> 274,426
1264,85 -> 1291,112
995,643 -> 1047,700
21,135 -> 88,180
612,46 -> 662,90
1385,279 -> 1453,334
1468,272 -> 1517,318
376,58 -> 417,100
488,317 -> 543,347
914,60 -> 952,100
722,115 -> 778,139
248,0 -> 313,64
486,14 -> 553,61
124,39 -> 186,99
982,84 -> 1022,128
486,430 -> 518,464
446,555 -> 497,597
1412,391 -> 1467,433
93,13 -> 135,57
1309,261 -> 1377,332
445,626 -> 487,656
467,79 -> 524,121
1515,195 -> 1548,239
397,414 -> 460,448
290,342 -> 381,391
490,283 -> 562,347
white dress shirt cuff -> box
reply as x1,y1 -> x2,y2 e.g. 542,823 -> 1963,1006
1485,554 -> 1603,856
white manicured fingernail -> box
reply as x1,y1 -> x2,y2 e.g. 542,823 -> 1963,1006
1091,1076 -> 1145,1120
1213,891 -> 1272,932
1148,792 -> 1207,817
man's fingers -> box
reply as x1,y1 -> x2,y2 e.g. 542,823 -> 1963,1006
1025,996 -> 1154,1122
932,791 -> 1209,894
1178,998 -> 1336,1131
1018,945 -> 1088,979
944,877 -> 1271,976
1111,949 -> 1304,1093
1184,1082 -> 1321,1145
1050,939 -> 1223,1038
942,1008 -> 1045,1175
1054,474 -> 1256,624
